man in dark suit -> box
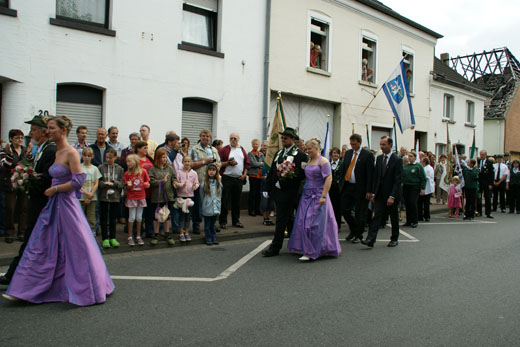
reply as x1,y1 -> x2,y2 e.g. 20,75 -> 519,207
362,136 -> 402,248
477,150 -> 494,218
338,134 -> 374,243
262,128 -> 308,257
0,115 -> 56,285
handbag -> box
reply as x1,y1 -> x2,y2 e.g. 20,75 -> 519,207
155,181 -> 170,223
454,191 -> 462,199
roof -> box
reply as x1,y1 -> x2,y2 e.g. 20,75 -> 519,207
356,0 -> 443,39
433,57 -> 492,97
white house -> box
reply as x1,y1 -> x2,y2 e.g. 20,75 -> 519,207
267,0 -> 442,151
0,0 -> 267,148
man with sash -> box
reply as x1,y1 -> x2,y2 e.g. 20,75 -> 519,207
0,115 -> 56,285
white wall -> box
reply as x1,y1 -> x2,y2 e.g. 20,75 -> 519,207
0,0 -> 266,149
484,119 -> 505,155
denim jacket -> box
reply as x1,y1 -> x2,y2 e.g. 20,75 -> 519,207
200,179 -> 222,217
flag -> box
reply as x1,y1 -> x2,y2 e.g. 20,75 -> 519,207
454,145 -> 465,188
392,118 -> 398,154
265,96 -> 286,170
321,117 -> 331,159
415,139 -> 420,164
365,124 -> 370,149
470,129 -> 476,159
382,59 -> 415,133
440,122 -> 452,192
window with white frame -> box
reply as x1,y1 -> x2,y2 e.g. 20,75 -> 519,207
402,50 -> 414,92
308,14 -> 331,72
466,100 -> 475,124
443,94 -> 454,120
182,0 -> 218,50
361,35 -> 377,83
56,0 -> 109,27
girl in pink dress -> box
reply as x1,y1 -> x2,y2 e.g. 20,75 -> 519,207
448,176 -> 462,218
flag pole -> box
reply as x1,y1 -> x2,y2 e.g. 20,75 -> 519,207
352,122 -> 355,135
361,86 -> 384,115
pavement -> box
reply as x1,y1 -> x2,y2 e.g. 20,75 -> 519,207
0,203 -> 449,266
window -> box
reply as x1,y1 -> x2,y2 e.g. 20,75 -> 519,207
56,0 -> 109,27
466,100 -> 475,124
402,50 -> 414,92
361,35 -> 377,83
308,14 -> 331,72
182,0 -> 218,50
0,0 -> 8,7
0,0 -> 17,17
435,143 -> 446,156
443,94 -> 454,120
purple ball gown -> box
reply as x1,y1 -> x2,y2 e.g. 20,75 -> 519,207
6,163 -> 114,306
288,157 -> 341,259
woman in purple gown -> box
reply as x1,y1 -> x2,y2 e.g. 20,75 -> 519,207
3,116 -> 114,306
288,138 -> 341,261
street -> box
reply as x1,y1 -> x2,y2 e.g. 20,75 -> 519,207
1,212 -> 520,347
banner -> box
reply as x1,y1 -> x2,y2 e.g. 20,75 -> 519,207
470,129 -> 476,159
382,60 -> 416,133
321,117 -> 331,159
265,96 -> 286,170
454,145 -> 465,188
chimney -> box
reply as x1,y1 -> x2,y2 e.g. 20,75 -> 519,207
440,53 -> 450,65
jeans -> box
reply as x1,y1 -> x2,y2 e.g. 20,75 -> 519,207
204,215 -> 217,243
169,204 -> 179,233
100,201 -> 118,240
178,209 -> 192,229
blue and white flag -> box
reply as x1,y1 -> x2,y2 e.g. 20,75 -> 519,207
382,60 -> 415,133
454,146 -> 465,188
321,117 -> 331,159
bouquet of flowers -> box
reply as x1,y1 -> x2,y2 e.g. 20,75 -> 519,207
10,161 -> 36,194
277,159 -> 296,180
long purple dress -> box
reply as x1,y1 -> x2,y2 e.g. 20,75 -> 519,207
288,157 -> 341,259
6,163 -> 114,306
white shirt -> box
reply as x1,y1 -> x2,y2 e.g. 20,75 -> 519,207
423,164 -> 435,195
347,148 -> 361,184
493,163 -> 509,182
331,160 -> 339,171
224,146 -> 245,178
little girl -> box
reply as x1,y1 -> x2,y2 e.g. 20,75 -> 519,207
448,176 -> 462,218
124,154 -> 150,246
175,156 -> 199,242
200,163 -> 222,245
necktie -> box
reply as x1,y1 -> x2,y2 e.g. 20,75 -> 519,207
345,151 -> 358,181
497,164 -> 501,181
382,155 -> 388,177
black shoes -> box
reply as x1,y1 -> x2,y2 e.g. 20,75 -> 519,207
486,215 -> 494,219
361,239 -> 375,248
262,248 -> 279,257
387,240 -> 398,247
0,276 -> 10,286
248,212 -> 256,217
345,233 -> 355,241
410,223 -> 418,228
351,237 -> 361,244
192,228 -> 201,235
5,237 -> 14,244
402,223 -> 411,227
233,223 -> 244,228
219,224 -> 227,230
501,209 -> 506,213
263,220 -> 275,226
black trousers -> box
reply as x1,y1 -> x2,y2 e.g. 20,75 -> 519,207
367,195 -> 400,242
403,185 -> 420,224
4,194 -> 48,281
509,185 -> 520,212
492,181 -> 506,211
477,182 -> 492,216
270,188 -> 299,251
248,177 -> 262,214
418,193 -> 431,221
100,201 -> 118,240
220,175 -> 243,226
329,184 -> 342,230
465,188 -> 477,218
341,183 -> 369,238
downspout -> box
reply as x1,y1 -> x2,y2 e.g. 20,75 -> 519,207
262,0 -> 272,140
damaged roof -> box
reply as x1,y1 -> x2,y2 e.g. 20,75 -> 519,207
433,57 -> 492,97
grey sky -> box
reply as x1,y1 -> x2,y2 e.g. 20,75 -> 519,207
381,0 -> 520,59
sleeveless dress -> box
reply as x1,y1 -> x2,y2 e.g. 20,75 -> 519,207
288,157 -> 341,259
6,163 -> 115,306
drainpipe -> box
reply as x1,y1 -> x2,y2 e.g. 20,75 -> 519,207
262,0 -> 272,141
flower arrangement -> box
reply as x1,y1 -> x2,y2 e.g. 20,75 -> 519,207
10,161 -> 36,194
277,159 -> 296,180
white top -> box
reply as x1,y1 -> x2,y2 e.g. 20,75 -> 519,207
423,164 -> 435,195
224,146 -> 244,178
493,163 -> 510,182
347,148 -> 361,184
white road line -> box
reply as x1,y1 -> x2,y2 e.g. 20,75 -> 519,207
398,229 -> 419,241
111,240 -> 271,282
376,239 -> 419,243
422,222 -> 497,225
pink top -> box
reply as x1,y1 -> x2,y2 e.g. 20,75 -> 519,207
176,168 -> 199,197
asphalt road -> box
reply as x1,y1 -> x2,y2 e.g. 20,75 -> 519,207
1,213 -> 520,347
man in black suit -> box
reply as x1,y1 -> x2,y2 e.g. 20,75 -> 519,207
362,136 -> 402,248
262,128 -> 308,257
0,115 -> 56,285
477,150 -> 494,218
338,134 -> 374,243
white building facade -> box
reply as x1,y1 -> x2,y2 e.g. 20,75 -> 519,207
268,0 -> 442,151
0,0 -> 267,147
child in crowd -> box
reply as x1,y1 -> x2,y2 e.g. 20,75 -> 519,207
448,176 -> 462,218
200,163 -> 222,245
124,154 -> 149,246
80,147 -> 102,236
175,156 -> 199,242
98,147 -> 124,248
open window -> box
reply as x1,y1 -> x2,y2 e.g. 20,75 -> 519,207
361,32 -> 377,84
402,49 -> 414,92
308,12 -> 331,73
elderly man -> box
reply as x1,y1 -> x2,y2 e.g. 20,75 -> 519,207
156,131 -> 179,165
190,129 -> 221,234
89,128 -> 110,167
218,132 -> 250,229
0,115 -> 56,285
107,126 -> 125,157
73,125 -> 89,155
140,124 -> 158,159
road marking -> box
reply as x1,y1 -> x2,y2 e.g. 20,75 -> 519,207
111,240 -> 271,282
398,229 -> 419,241
424,221 -> 496,225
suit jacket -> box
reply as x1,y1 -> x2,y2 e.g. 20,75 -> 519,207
31,141 -> 57,197
477,159 -> 494,187
371,152 -> 402,201
330,160 -> 343,189
265,145 -> 308,193
338,148 -> 375,195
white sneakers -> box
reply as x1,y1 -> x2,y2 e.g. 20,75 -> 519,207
298,255 -> 310,262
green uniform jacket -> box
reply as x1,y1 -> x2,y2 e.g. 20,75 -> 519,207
402,162 -> 426,190
462,166 -> 479,190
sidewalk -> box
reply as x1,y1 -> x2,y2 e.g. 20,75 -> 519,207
0,204 -> 450,266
